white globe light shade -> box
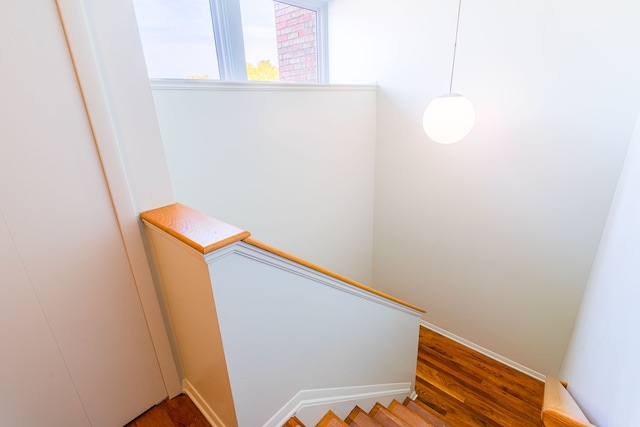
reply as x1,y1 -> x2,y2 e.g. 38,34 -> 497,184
423,94 -> 475,144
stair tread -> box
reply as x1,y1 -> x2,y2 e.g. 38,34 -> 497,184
352,412 -> 384,427
346,406 -> 382,427
404,399 -> 451,427
370,403 -> 412,427
283,415 -> 306,427
388,400 -> 435,427
316,410 -> 348,427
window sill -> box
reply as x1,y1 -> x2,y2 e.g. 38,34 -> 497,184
149,79 -> 377,92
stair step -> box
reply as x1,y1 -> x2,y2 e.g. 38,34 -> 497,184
403,399 -> 451,427
284,415 -> 306,427
282,398 -> 451,427
370,403 -> 412,427
388,400 -> 434,427
345,406 -> 382,426
316,410 -> 349,427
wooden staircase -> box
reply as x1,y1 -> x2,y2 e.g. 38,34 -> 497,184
282,326 -> 546,427
283,397 -> 452,427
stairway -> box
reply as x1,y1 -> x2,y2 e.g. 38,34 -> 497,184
281,325 -> 545,427
283,397 -> 451,427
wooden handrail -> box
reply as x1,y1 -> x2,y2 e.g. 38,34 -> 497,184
541,376 -> 595,427
244,237 -> 426,314
140,203 -> 425,314
140,203 -> 250,253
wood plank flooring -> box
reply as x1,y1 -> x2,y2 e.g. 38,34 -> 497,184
126,327 -> 544,427
415,326 -> 544,427
124,394 -> 210,427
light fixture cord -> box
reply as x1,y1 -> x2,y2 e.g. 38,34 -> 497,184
449,0 -> 463,93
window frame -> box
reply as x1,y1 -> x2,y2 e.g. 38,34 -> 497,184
208,0 -> 247,80
208,0 -> 329,83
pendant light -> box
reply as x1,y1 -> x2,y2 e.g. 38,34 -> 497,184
423,0 -> 474,144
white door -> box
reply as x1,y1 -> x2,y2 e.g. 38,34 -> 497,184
0,1 -> 166,426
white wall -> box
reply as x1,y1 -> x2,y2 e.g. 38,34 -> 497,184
60,0 -> 175,213
144,224 -> 238,427
209,242 -> 422,427
57,0 -> 181,395
0,217 -> 89,427
329,0 -> 640,375
152,83 -> 377,284
560,115 -> 640,427
0,1 -> 171,425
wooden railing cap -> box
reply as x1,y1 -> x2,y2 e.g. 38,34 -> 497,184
140,203 -> 250,254
141,203 -> 426,314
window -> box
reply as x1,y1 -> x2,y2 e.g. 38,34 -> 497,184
133,0 -> 328,83
133,0 -> 221,80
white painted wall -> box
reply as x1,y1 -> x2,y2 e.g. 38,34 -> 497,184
0,215 -> 90,427
57,0 -> 181,395
329,0 -> 640,375
0,1 -> 169,425
58,0 -> 174,213
559,115 -> 640,426
145,220 -> 422,427
144,225 -> 238,427
152,83 -> 377,284
208,242 -> 422,427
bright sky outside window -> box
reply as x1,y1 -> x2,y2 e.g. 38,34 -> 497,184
133,0 -> 220,79
239,0 -> 280,81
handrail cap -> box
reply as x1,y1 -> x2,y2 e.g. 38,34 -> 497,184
141,203 -> 250,254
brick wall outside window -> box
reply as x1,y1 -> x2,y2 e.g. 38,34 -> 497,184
274,2 -> 317,82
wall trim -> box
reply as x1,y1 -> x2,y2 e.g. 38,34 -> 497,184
206,242 -> 425,318
183,379 -> 228,427
150,79 -> 377,92
263,382 -> 412,427
420,321 -> 545,382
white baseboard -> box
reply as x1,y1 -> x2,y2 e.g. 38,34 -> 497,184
262,382 -> 412,427
183,379 -> 228,427
420,321 -> 545,382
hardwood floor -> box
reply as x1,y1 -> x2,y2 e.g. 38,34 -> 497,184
124,394 -> 211,427
128,327 -> 544,427
415,326 -> 544,426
